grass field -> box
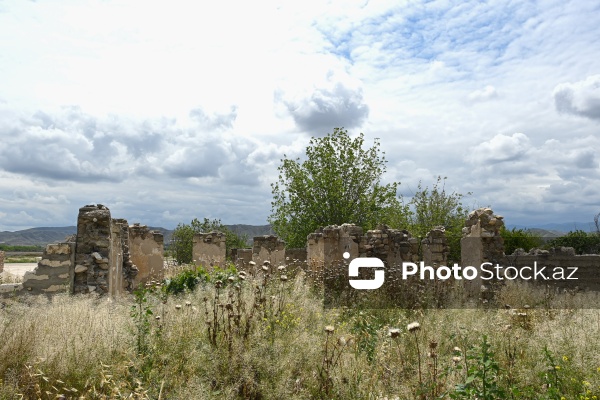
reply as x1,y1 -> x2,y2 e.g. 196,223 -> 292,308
1,263 -> 599,399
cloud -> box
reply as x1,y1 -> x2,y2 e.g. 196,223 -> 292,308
189,106 -> 238,130
468,132 -> 531,164
276,66 -> 369,135
554,75 -> 600,120
467,85 -> 499,103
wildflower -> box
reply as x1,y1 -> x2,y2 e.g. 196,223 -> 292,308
324,325 -> 335,333
407,322 -> 421,333
563,355 -> 569,362
452,356 -> 462,364
388,328 -> 401,338
555,365 -> 561,370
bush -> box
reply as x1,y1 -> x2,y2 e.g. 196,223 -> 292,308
546,230 -> 600,254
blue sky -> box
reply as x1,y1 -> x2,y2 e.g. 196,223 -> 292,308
0,0 -> 599,231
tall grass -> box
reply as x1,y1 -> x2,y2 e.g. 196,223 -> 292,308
1,264 -> 599,399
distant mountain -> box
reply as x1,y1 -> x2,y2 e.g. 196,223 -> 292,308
0,226 -> 77,246
508,222 -> 597,234
0,224 -> 274,247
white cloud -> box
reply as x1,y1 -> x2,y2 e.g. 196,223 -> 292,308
554,75 -> 600,120
468,133 -> 531,164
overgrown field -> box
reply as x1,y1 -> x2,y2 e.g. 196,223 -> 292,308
1,263 -> 599,399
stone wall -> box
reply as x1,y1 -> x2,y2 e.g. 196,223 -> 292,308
461,207 -> 505,295
193,231 -> 226,268
506,247 -> 600,292
129,223 -> 164,286
307,224 -> 363,271
359,224 -> 419,266
231,248 -> 253,271
73,205 -> 113,295
19,242 -> 75,295
0,250 -> 4,273
253,235 -> 285,266
422,227 -> 450,266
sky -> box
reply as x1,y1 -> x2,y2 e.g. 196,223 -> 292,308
0,0 -> 599,232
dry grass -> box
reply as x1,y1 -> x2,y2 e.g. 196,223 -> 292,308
0,272 -> 22,284
1,266 -> 600,399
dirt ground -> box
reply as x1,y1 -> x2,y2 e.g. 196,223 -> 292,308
2,263 -> 38,278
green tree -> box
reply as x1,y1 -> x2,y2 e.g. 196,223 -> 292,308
500,227 -> 543,255
387,176 -> 469,262
269,128 -> 400,248
168,218 -> 249,265
546,230 -> 600,254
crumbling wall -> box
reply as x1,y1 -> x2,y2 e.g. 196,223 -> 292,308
307,224 -> 363,271
21,242 -> 75,295
253,235 -> 285,266
506,247 -> 600,291
73,205 -> 112,295
461,207 -> 505,295
129,224 -> 164,286
0,250 -> 4,273
360,225 -> 419,266
193,232 -> 226,268
232,248 -> 253,271
422,227 -> 450,266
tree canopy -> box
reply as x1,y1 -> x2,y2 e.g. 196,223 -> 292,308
269,128 -> 400,248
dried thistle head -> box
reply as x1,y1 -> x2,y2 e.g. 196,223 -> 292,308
429,340 -> 438,350
175,304 -> 182,310
452,356 -> 462,364
407,322 -> 421,333
280,275 -> 288,282
324,325 -> 335,334
388,328 -> 401,339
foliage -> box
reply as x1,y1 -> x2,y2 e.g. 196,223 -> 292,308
0,244 -> 43,252
546,230 -> 600,254
500,227 -> 544,255
161,264 -> 238,295
168,218 -> 249,264
387,176 -> 470,262
269,127 -> 400,248
451,335 -> 506,399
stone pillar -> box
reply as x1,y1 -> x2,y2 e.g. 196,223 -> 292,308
422,227 -> 450,267
252,235 -> 285,266
0,250 -> 4,273
129,224 -> 164,287
22,242 -> 74,295
461,208 -> 505,296
73,204 -> 112,295
193,231 -> 226,269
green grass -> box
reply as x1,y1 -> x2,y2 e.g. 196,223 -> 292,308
1,263 -> 599,399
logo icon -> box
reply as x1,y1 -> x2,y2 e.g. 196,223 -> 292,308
345,252 -> 385,290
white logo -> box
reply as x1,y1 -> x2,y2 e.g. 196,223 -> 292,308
345,252 -> 385,290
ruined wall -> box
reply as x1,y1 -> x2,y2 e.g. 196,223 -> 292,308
73,205 -> 112,295
253,235 -> 285,266
193,232 -> 226,268
422,227 -> 450,266
461,208 -> 505,295
307,224 -> 363,271
232,248 -> 253,271
21,242 -> 75,295
129,224 -> 164,286
0,250 -> 4,273
506,247 -> 600,291
360,225 -> 419,266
